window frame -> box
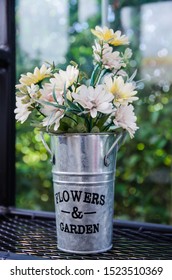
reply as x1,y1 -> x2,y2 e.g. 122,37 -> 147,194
0,0 -> 16,207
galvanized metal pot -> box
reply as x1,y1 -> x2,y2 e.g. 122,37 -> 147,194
41,133 -> 121,254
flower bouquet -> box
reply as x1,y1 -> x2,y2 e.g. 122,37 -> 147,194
15,26 -> 139,254
15,26 -> 139,137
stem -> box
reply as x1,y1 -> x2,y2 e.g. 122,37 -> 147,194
94,113 -> 102,125
85,117 -> 91,132
34,104 -> 46,117
89,116 -> 93,132
103,121 -> 114,132
79,114 -> 90,132
92,41 -> 106,86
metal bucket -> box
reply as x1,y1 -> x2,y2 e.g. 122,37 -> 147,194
41,132 -> 122,254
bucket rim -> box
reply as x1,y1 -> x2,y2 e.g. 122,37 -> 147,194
48,132 -> 118,137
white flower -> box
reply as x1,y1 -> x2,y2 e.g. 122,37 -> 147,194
116,69 -> 128,77
40,82 -> 64,105
72,84 -> 114,118
104,76 -> 138,106
91,26 -> 129,46
14,96 -> 32,123
27,84 -> 40,99
39,65 -> 79,104
41,104 -> 64,131
61,65 -> 79,87
40,65 -> 79,105
19,64 -> 51,86
93,42 -> 124,70
113,104 -> 139,138
92,41 -> 102,62
123,48 -> 132,60
50,65 -> 79,90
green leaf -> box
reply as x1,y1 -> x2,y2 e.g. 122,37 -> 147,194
66,99 -> 83,112
96,114 -> 110,129
16,91 -> 26,97
36,99 -> 66,110
63,83 -> 67,104
70,60 -> 78,67
96,68 -> 108,84
52,86 -> 58,104
76,123 -> 87,133
78,71 -> 88,82
90,64 -> 100,86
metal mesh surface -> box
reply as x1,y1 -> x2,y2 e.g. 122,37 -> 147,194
0,212 -> 172,260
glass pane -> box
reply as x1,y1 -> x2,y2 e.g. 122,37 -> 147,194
15,0 -> 101,211
108,1 -> 172,225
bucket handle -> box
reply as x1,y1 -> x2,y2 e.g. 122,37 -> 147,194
40,132 -> 55,164
40,131 -> 126,166
104,132 -> 126,167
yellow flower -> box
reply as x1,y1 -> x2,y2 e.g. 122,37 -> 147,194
91,26 -> 129,46
104,76 -> 138,106
19,64 -> 51,86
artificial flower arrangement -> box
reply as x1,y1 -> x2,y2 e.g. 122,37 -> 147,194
15,26 -> 139,138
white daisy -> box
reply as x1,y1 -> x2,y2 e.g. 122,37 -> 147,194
14,96 -> 32,123
113,104 -> 139,138
104,76 -> 138,106
72,84 -> 114,118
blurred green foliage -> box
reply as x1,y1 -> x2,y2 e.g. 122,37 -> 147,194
16,0 -> 172,224
16,123 -> 53,210
115,85 -> 172,224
